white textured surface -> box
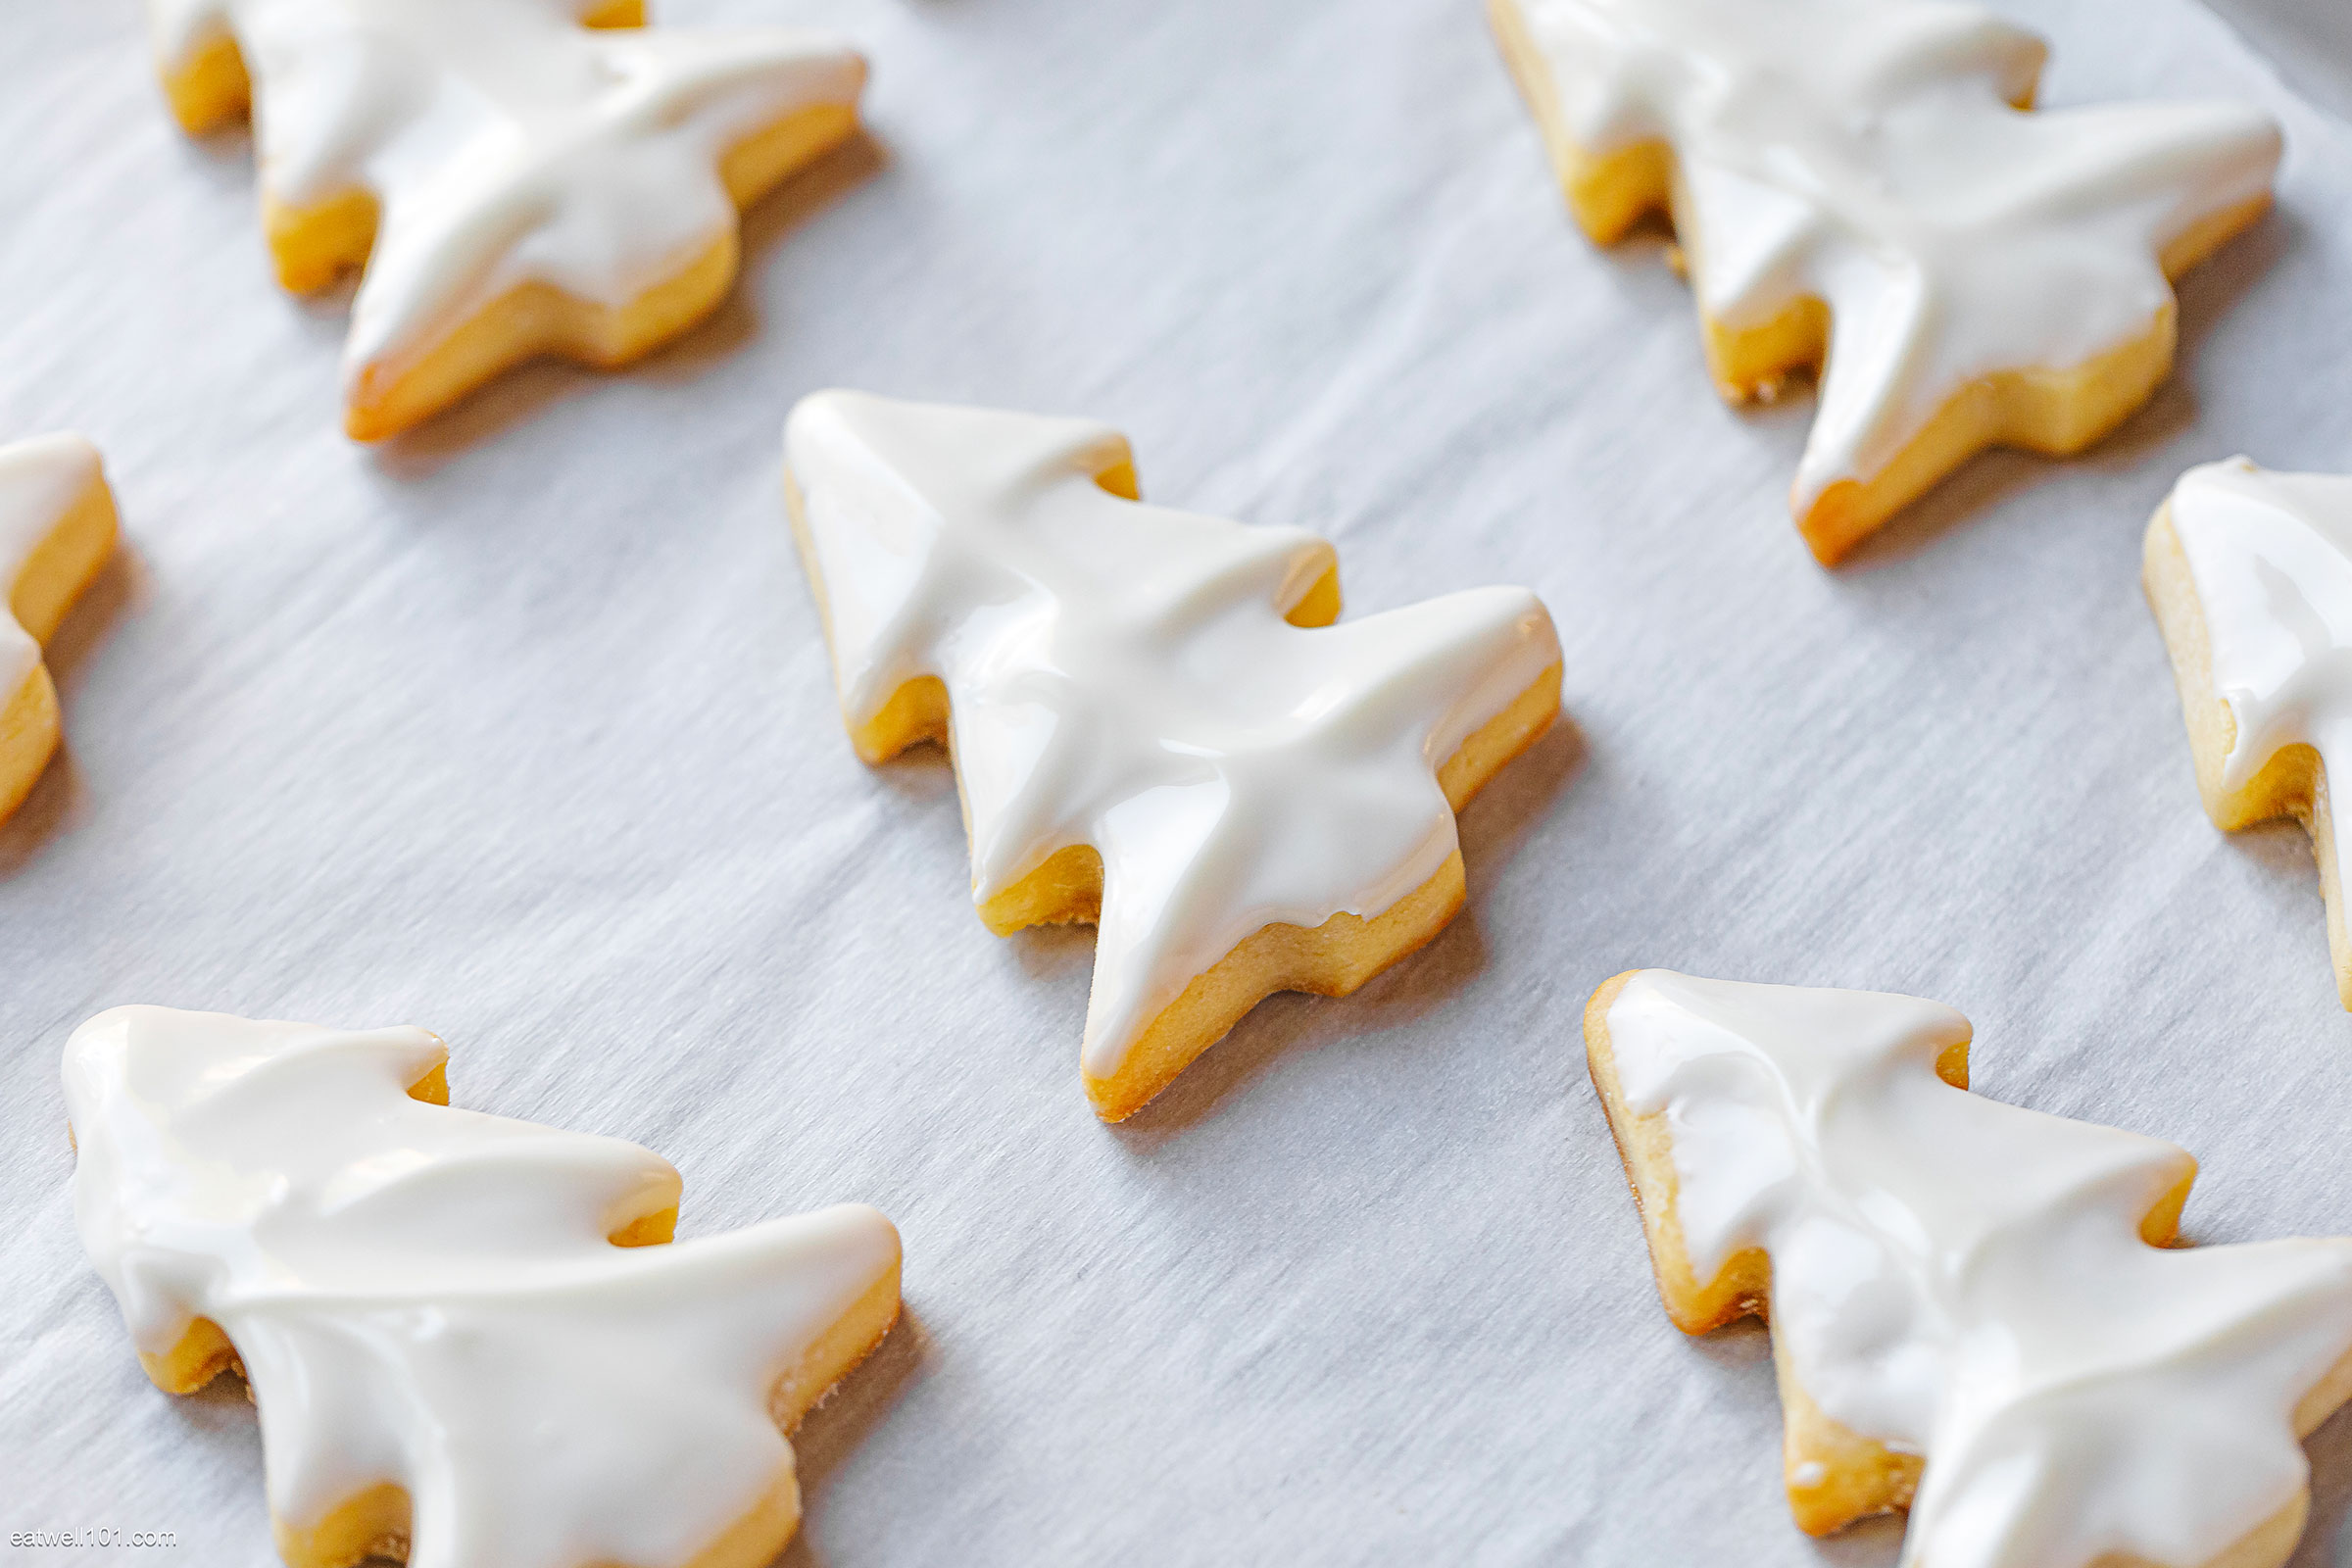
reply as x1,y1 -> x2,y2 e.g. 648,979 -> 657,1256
2,1 -> 2351,1564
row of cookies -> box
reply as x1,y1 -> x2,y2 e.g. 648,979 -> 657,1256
37,394 -> 2352,1568
26,0 -> 2352,1567
22,408 -> 2347,1116
68,960 -> 2352,1568
147,0 -> 2280,577
81,0 -> 2352,1093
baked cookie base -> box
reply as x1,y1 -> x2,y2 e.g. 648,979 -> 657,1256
160,0 -> 648,137
1584,970 -> 2352,1562
0,458 -> 119,822
158,0 -> 863,440
788,461 -> 1561,1121
0,663 -> 62,826
2143,503 -> 2352,1009
339,98 -> 861,441
1077,669 -> 1558,1120
130,1057 -> 902,1568
1581,971 -> 1952,1531
1488,0 -> 2271,564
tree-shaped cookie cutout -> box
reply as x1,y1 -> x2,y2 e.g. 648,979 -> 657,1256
1492,0 -> 2282,563
149,0 -> 866,439
786,391 -> 1564,1120
1585,969 -> 2352,1568
66,1005 -> 902,1568
0,435 -> 118,824
2147,458 -> 2352,1010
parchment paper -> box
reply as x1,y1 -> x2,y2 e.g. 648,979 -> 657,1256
5,1 -> 2352,1563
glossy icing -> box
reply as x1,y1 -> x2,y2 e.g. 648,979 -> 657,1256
149,0 -> 863,399
1505,0 -> 2280,515
0,433 -> 104,696
65,1004 -> 900,1568
1605,969 -> 2352,1568
2168,458 -> 2352,802
784,390 -> 1561,1081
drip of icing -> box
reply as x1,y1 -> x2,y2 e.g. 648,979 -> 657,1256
785,391 -> 1561,1078
64,1005 -> 900,1568
0,433 -> 105,693
1605,970 -> 2352,1568
149,0 -> 863,393
2168,459 -> 2352,814
1506,0 -> 2280,514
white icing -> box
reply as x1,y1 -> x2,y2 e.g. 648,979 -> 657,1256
1507,0 -> 2281,514
1607,969 -> 2352,1568
784,391 -> 1561,1079
150,0 -> 864,395
0,432 -> 104,695
65,1005 -> 900,1568
2168,458 -> 2352,814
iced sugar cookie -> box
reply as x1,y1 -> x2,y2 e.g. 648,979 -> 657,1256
0,435 -> 119,823
1586,968 -> 2352,1566
2145,458 -> 2352,1009
1492,0 -> 2281,563
786,391 -> 1564,1120
66,1005 -> 902,1568
149,0 -> 866,439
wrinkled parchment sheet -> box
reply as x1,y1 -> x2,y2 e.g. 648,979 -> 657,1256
5,0 -> 2352,1562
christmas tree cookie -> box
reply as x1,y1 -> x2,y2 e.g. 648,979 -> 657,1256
2146,458 -> 2352,1009
1491,0 -> 2282,563
785,391 -> 1563,1120
148,0 -> 866,438
1585,968 -> 2352,1568
0,434 -> 118,824
66,1004 -> 903,1568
